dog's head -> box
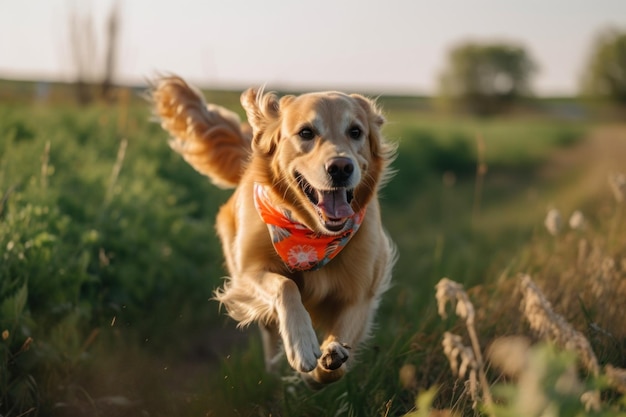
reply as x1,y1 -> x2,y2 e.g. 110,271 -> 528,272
242,88 -> 394,234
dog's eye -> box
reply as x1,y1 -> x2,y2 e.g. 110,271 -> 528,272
298,128 -> 315,140
348,126 -> 362,140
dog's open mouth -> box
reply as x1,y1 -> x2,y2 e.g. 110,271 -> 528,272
295,172 -> 355,232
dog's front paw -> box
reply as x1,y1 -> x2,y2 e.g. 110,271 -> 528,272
280,310 -> 321,373
319,341 -> 350,370
284,325 -> 321,372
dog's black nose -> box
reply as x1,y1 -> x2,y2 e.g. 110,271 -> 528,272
326,157 -> 354,185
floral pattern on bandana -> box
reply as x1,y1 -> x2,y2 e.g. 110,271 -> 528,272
253,183 -> 366,272
287,245 -> 318,270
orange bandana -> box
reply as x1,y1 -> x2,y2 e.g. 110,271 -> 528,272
253,183 -> 366,272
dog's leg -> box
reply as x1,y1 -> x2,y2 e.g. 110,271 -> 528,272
305,300 -> 375,386
259,321 -> 282,373
219,272 -> 321,373
268,277 -> 321,373
229,271 -> 321,372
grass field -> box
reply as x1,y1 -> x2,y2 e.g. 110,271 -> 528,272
1,86 -> 625,416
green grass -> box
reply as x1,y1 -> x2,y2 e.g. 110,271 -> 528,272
1,92 -> 624,417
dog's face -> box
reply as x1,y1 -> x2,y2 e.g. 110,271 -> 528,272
242,89 -> 390,234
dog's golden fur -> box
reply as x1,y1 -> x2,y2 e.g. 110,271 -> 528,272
152,76 -> 396,386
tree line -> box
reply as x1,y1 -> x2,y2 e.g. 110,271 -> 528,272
437,27 -> 626,115
67,3 -> 625,114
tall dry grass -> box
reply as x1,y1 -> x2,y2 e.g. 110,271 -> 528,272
433,275 -> 625,416
519,274 -> 599,376
426,174 -> 626,415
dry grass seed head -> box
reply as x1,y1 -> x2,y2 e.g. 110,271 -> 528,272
442,332 -> 479,405
436,278 -> 475,326
519,274 -> 600,376
436,278 -> 494,409
568,210 -> 585,230
544,208 -> 562,236
442,332 -> 476,379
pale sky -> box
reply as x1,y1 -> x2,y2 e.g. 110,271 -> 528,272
1,0 -> 625,95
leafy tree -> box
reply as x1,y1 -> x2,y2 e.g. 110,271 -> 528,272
438,41 -> 537,115
580,28 -> 626,104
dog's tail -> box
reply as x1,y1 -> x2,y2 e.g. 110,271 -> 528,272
151,76 -> 252,188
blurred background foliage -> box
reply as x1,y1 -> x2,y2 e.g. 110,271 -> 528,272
581,28 -> 626,105
437,42 -> 537,115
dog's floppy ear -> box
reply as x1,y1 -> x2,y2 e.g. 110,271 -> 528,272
241,88 -> 281,155
350,94 -> 385,128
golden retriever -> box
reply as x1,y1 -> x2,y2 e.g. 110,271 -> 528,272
151,76 -> 396,386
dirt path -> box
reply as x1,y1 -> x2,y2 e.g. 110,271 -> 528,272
545,124 -> 626,174
479,123 -> 626,231
538,124 -> 626,209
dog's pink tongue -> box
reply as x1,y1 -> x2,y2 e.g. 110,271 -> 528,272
318,189 -> 354,219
